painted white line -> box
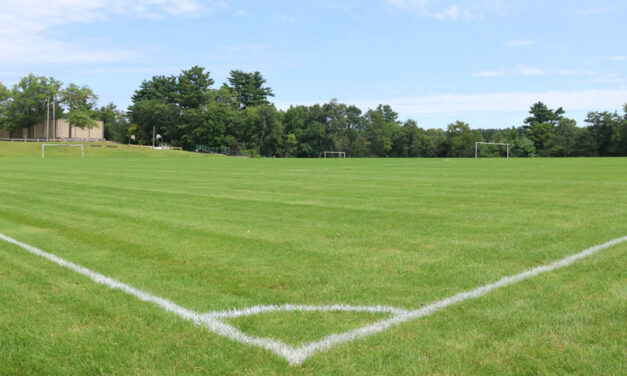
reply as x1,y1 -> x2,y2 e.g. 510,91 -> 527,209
206,304 -> 410,319
288,235 -> 627,363
1,233 -> 625,366
0,233 -> 298,362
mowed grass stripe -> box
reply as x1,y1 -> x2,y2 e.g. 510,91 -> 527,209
1,161 -> 625,308
1,161 -> 624,223
1,146 -> 626,374
2,231 -> 624,373
2,161 -> 624,250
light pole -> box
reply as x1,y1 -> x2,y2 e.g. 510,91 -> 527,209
46,98 -> 50,142
52,99 -> 56,140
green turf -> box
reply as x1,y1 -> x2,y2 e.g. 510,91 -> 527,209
0,141 -> 208,158
1,142 -> 625,375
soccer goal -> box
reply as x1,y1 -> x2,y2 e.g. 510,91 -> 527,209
475,142 -> 511,159
42,144 -> 85,159
319,151 -> 346,158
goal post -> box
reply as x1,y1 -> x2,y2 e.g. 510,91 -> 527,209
42,144 -> 85,159
319,151 -> 346,158
475,142 -> 511,159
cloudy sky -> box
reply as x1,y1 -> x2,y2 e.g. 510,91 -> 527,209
0,0 -> 625,128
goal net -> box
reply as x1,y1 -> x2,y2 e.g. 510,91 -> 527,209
319,151 -> 346,158
42,144 -> 85,159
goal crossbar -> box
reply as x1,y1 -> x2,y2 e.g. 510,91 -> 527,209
42,144 -> 85,159
319,151 -> 346,158
475,142 -> 511,159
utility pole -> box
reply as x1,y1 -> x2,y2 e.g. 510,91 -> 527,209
52,99 -> 56,140
46,98 -> 50,142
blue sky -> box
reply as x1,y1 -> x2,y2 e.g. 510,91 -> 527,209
1,0 -> 625,128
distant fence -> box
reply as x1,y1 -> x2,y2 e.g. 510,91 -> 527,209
128,144 -> 183,151
90,144 -> 119,148
0,138 -> 106,142
195,145 -> 230,154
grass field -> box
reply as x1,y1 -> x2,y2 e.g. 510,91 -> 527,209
0,142 -> 625,375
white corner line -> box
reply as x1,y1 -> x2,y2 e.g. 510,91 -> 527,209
1,233 -> 625,366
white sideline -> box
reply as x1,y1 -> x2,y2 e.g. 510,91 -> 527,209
1,233 -> 625,366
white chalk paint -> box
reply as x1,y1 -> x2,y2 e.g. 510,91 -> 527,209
1,232 -> 625,365
206,303 -> 410,319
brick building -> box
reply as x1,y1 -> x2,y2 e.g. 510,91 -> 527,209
0,119 -> 104,141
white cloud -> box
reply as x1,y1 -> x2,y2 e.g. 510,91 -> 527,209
504,40 -> 535,48
471,66 -> 593,78
387,0 -> 504,21
77,66 -> 180,75
471,70 -> 505,77
471,66 -> 543,78
329,2 -> 360,19
273,13 -> 296,23
571,8 -> 611,16
367,89 -> 627,115
0,35 -> 138,64
516,65 -> 544,76
0,0 -> 217,64
589,78 -> 623,84
555,69 -> 577,75
275,89 -> 627,117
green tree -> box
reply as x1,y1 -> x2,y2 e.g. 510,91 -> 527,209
177,66 -> 214,109
585,111 -> 623,156
0,82 -> 10,129
128,100 -> 179,145
61,83 -> 97,112
179,102 -> 234,150
282,104 -> 331,157
546,118 -> 578,156
128,72 -> 185,145
227,70 -> 274,109
445,121 -> 482,157
0,74 -> 63,136
363,108 -> 395,157
425,128 -> 447,157
392,120 -> 436,157
614,104 -> 627,156
61,84 -> 99,135
524,102 -> 564,126
131,75 -> 178,104
0,82 -> 9,105
377,104 -> 399,123
527,122 -> 554,154
522,102 -> 567,154
282,133 -> 298,157
343,105 -> 364,157
96,103 -> 128,142
239,105 -> 282,156
282,105 -> 311,156
323,99 -> 350,152
513,135 -> 537,157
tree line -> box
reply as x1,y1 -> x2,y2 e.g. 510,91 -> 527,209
1,68 -> 626,157
0,75 -> 99,134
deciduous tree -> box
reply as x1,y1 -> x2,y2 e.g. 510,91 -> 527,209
0,74 -> 62,134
